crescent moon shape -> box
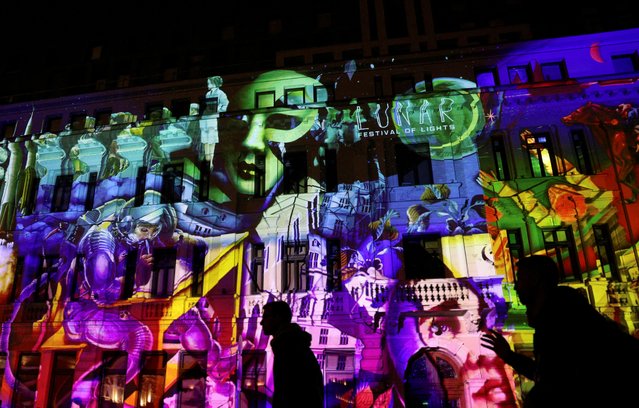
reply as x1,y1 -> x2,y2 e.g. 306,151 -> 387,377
590,42 -> 604,63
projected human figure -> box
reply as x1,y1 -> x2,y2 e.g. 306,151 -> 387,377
201,75 -> 229,168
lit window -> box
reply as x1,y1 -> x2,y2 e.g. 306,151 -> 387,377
13,353 -> 41,408
521,130 -> 557,177
242,351 -> 266,405
138,352 -> 166,408
100,352 -> 127,408
179,351 -> 207,407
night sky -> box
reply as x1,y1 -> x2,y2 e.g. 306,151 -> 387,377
1,0 -> 637,97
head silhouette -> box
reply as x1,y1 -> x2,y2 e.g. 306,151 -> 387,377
514,255 -> 559,307
261,300 -> 292,337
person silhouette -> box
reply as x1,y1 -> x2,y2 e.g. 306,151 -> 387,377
481,255 -> 639,407
260,300 -> 324,408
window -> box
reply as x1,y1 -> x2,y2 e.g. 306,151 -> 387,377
339,332 -> 349,345
250,243 -> 265,294
135,167 -> 147,206
540,61 -> 567,81
421,73 -> 434,92
1,121 -> 16,139
522,130 -> 557,177
36,254 -> 58,301
138,352 -> 166,408
542,227 -> 580,282
396,142 -> 433,186
285,88 -> 305,105
70,254 -> 84,300
171,99 -> 191,118
197,160 -> 210,201
254,154 -> 266,197
164,68 -> 178,82
593,225 -> 619,281
191,246 -> 205,297
0,353 -> 5,390
70,112 -> 88,131
282,151 -> 307,194
324,350 -> 355,407
374,75 -> 384,98
121,250 -> 137,300
12,353 -> 41,408
333,219 -> 344,237
367,141 -> 379,181
326,239 -> 341,291
336,355 -> 347,371
44,115 -> 63,133
116,75 -> 130,88
241,351 -> 266,408
475,67 -> 498,87
491,132 -> 511,180
51,174 -> 73,212
508,65 -> 531,84
10,256 -> 24,302
402,234 -> 445,280
85,172 -> 98,210
152,248 -> 176,297
255,91 -> 275,109
178,351 -> 207,408
100,352 -> 127,408
146,103 -> 164,121
571,129 -> 594,174
319,328 -> 329,345
391,74 -> 415,94
282,241 -> 308,292
160,163 -> 183,204
95,109 -> 113,127
314,85 -> 329,103
612,53 -> 638,73
506,229 -> 524,282
324,147 -> 338,192
314,52 -> 333,64
309,252 -> 320,269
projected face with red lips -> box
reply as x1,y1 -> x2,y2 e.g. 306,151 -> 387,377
217,70 -> 325,197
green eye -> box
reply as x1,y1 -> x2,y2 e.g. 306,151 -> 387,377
265,114 -> 302,130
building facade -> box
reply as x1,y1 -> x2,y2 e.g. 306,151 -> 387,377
0,27 -> 638,408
